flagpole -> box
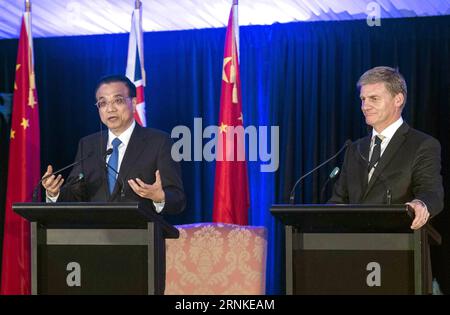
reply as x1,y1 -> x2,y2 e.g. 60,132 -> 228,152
135,0 -> 141,9
232,0 -> 239,62
24,0 -> 35,89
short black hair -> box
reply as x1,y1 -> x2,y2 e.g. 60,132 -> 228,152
95,75 -> 136,98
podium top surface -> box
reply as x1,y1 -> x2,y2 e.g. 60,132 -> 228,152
270,204 -> 413,233
13,202 -> 179,239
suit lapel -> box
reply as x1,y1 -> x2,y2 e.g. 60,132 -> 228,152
362,123 -> 409,200
356,136 -> 371,200
97,131 -> 111,199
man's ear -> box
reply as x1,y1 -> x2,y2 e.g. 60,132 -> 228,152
394,93 -> 404,109
132,97 -> 137,113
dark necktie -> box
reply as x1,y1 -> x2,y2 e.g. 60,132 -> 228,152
108,138 -> 122,194
368,135 -> 383,172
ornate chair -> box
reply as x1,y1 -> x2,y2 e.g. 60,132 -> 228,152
165,223 -> 267,295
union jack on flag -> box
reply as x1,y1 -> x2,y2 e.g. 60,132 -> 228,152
126,0 -> 146,127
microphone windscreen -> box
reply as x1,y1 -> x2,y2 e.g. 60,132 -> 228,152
329,167 -> 340,179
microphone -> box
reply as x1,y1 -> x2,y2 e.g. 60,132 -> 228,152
356,142 -> 392,205
320,166 -> 340,203
104,148 -> 113,157
64,172 -> 87,201
67,172 -> 85,186
32,152 -> 93,202
289,140 -> 351,204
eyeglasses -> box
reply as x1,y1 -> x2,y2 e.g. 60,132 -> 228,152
94,96 -> 131,110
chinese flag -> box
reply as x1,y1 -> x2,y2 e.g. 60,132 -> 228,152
212,1 -> 249,225
1,10 -> 40,295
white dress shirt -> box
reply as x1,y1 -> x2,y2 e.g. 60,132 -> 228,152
106,120 -> 135,172
368,117 -> 403,182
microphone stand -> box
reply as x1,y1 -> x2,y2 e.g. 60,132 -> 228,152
289,140 -> 351,204
356,142 -> 392,205
105,162 -> 125,200
32,152 -> 93,202
320,167 -> 340,203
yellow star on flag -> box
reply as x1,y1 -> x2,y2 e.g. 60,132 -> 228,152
10,129 -> 16,139
20,118 -> 30,130
219,122 -> 228,133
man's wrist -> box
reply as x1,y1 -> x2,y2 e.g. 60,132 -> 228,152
154,190 -> 165,203
46,191 -> 59,203
412,199 -> 427,208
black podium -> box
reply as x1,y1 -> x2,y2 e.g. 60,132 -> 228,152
270,204 -> 441,295
14,202 -> 179,295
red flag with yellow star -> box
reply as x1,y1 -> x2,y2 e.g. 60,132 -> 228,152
1,8 -> 40,295
212,1 -> 249,225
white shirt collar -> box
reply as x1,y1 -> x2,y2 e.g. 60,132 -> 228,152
372,117 -> 403,141
107,120 -> 136,148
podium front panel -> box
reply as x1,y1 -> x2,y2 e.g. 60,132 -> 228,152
39,244 -> 148,294
292,232 -> 415,294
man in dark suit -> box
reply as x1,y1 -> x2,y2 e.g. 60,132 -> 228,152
41,74 -> 185,215
329,66 -> 443,230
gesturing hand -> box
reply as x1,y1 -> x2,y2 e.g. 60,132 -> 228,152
128,170 -> 165,203
41,165 -> 64,197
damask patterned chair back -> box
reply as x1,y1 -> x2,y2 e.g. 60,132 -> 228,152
165,223 -> 267,295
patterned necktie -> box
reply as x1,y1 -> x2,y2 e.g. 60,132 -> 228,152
368,135 -> 383,172
107,138 -> 122,194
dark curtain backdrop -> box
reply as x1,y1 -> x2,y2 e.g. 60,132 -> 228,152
0,108 -> 8,276
0,16 -> 449,294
